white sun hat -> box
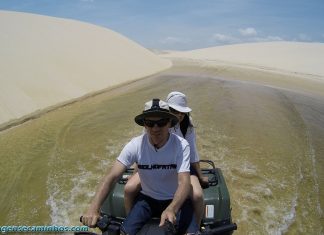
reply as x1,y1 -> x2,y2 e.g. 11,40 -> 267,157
166,91 -> 192,113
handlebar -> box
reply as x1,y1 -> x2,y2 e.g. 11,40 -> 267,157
163,220 -> 177,235
201,223 -> 237,235
80,216 -> 237,235
162,220 -> 237,235
80,216 -> 178,234
80,215 -> 112,231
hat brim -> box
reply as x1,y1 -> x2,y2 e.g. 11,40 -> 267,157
169,104 -> 192,113
135,111 -> 178,127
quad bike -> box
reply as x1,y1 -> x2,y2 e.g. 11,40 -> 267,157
76,160 -> 237,235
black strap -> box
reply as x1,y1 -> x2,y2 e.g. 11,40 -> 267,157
151,98 -> 160,110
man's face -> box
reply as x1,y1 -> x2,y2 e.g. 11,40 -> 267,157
143,116 -> 171,141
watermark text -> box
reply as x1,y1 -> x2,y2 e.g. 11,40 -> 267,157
0,225 -> 88,233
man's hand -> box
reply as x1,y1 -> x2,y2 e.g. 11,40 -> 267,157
158,172 -> 190,227
81,208 -> 100,228
81,161 -> 126,228
159,208 -> 176,227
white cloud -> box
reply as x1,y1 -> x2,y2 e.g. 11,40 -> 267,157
253,36 -> 283,42
266,36 -> 283,41
211,33 -> 238,43
239,27 -> 257,37
160,36 -> 191,45
210,31 -> 283,46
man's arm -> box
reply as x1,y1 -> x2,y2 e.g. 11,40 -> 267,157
159,171 -> 191,226
82,160 -> 126,227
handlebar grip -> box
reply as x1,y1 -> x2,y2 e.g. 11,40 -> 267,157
79,215 -> 113,233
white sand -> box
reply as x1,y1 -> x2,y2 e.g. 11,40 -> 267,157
163,42 -> 324,79
0,11 -> 171,127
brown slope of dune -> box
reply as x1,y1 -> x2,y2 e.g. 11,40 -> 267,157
0,10 -> 171,128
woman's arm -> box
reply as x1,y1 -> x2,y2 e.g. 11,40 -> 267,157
191,162 -> 209,188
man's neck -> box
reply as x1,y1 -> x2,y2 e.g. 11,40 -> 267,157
149,133 -> 170,149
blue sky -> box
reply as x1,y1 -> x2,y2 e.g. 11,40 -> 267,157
1,0 -> 324,50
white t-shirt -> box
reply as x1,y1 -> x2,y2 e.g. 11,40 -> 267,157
117,133 -> 190,200
170,124 -> 200,163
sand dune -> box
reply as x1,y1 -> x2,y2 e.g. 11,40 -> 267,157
2,10 -> 324,130
163,42 -> 324,78
0,11 -> 171,127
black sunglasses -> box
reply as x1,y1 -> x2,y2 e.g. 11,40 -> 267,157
144,118 -> 170,127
